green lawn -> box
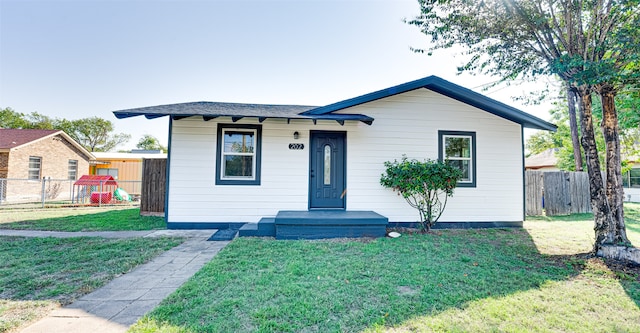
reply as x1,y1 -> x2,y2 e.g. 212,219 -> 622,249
0,236 -> 183,333
131,206 -> 640,333
0,207 -> 165,231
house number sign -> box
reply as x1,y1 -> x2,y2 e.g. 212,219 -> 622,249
289,143 -> 304,150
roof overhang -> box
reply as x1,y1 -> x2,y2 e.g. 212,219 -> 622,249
113,102 -> 374,126
301,76 -> 557,131
112,76 -> 556,131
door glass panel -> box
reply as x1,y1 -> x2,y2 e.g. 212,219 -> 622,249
324,144 -> 331,185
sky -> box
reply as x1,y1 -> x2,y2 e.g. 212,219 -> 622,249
0,0 -> 557,151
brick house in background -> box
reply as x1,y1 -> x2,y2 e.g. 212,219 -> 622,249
0,129 -> 94,202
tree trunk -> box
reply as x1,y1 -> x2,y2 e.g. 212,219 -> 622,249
576,87 -> 616,250
598,84 -> 630,246
567,87 -> 583,171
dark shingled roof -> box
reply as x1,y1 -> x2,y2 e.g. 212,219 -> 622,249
0,129 -> 60,149
115,102 -> 315,119
114,102 -> 374,125
302,76 -> 556,131
112,76 -> 556,131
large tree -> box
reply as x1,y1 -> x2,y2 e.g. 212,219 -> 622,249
65,117 -> 131,152
527,88 -> 640,171
136,134 -> 167,152
0,108 -> 53,129
0,108 -> 29,128
408,0 -> 640,255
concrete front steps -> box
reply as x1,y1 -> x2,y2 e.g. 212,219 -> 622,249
238,218 -> 276,237
239,210 -> 388,240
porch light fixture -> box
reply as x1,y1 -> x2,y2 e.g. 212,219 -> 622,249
293,131 -> 299,140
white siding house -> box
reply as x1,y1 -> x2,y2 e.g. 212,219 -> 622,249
114,76 -> 556,234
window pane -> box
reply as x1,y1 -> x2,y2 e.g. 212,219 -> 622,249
629,169 -> 640,188
29,158 -> 41,169
623,171 -> 630,188
445,137 -> 470,158
68,160 -> 78,180
324,144 -> 331,185
224,156 -> 254,177
447,159 -> 471,182
224,132 -> 254,153
97,168 -> 118,179
28,157 -> 41,180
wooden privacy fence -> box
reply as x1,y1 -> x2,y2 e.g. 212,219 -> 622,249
140,158 -> 166,216
525,171 -> 591,216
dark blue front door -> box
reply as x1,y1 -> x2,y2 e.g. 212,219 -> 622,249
309,131 -> 346,209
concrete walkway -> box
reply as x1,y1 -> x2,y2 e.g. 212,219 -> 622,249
0,229 -> 219,239
7,229 -> 231,333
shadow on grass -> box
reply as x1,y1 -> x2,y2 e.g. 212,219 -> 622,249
0,208 -> 165,231
601,253 -> 640,310
625,220 -> 640,235
131,228 -> 639,333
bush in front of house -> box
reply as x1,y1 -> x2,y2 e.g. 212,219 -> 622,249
380,156 -> 462,232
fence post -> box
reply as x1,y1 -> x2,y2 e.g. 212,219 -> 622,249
41,177 -> 46,208
99,180 -> 103,207
0,178 -> 4,205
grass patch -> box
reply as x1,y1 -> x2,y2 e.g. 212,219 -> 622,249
0,207 -> 165,231
131,206 -> 640,333
526,202 -> 640,253
0,236 -> 183,332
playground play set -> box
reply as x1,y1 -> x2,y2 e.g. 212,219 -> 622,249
72,175 -> 132,205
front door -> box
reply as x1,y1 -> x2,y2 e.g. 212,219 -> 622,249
309,131 -> 346,209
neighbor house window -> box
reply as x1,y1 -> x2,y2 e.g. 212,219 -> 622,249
97,168 -> 118,179
623,168 -> 640,188
68,160 -> 78,180
438,131 -> 476,187
216,124 -> 262,185
28,156 -> 42,180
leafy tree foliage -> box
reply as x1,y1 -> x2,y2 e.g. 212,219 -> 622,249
0,108 -> 130,152
1,108 -> 55,129
66,117 -> 131,152
380,157 -> 462,232
0,108 -> 30,128
136,134 -> 167,152
527,103 -> 607,171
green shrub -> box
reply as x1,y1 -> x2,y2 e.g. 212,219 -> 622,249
380,156 -> 462,232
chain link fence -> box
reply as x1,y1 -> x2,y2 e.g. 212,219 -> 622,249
0,178 -> 141,209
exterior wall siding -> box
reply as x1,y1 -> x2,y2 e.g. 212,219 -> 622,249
94,160 -> 143,194
168,88 -> 524,224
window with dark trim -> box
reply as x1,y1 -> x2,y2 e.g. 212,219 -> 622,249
68,160 -> 78,180
438,130 -> 476,187
28,156 -> 42,180
216,124 -> 262,185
